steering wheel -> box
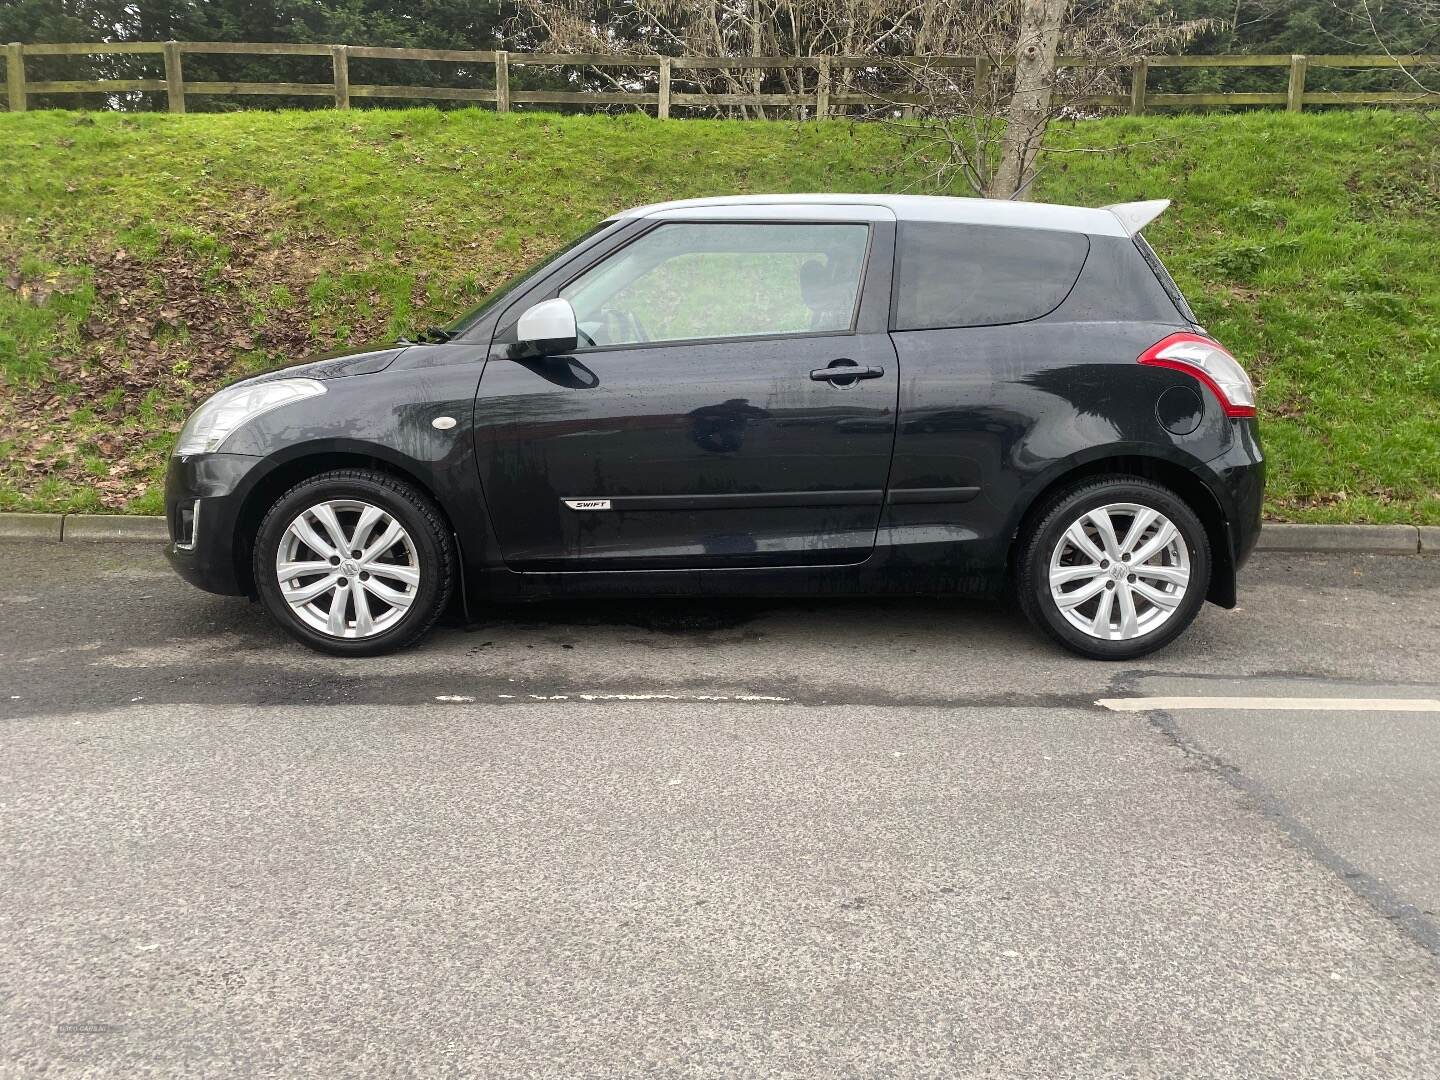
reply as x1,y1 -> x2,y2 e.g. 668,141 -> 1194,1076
576,326 -> 598,348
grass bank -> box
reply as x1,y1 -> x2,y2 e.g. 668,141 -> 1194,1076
0,107 -> 1436,521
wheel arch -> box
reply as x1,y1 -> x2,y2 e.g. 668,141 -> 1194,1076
231,446 -> 455,597
1006,452 -> 1237,608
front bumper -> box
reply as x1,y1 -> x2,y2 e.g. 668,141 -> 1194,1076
164,452 -> 266,596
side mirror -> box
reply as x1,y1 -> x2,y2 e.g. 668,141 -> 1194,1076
512,298 -> 578,358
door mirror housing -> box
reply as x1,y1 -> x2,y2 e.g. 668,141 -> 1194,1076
511,298 -> 578,358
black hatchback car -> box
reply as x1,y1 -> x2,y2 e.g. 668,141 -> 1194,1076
166,194 -> 1263,660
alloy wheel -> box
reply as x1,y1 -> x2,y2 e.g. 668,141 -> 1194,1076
275,499 -> 421,639
1047,502 -> 1190,641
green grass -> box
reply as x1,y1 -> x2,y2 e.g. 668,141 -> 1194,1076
0,107 -> 1436,521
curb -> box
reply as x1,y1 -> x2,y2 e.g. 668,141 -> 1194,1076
0,513 -> 1436,554
1254,523 -> 1421,554
59,514 -> 170,543
0,513 -> 64,542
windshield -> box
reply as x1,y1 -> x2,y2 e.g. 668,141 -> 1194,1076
446,220 -> 616,337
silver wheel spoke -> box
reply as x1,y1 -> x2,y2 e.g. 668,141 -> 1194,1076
1132,563 -> 1189,587
1132,579 -> 1182,610
1120,508 -> 1159,556
363,577 -> 414,608
1064,522 -> 1106,564
1116,583 -> 1140,638
284,574 -> 341,604
361,521 -> 406,563
1055,576 -> 1107,609
352,584 -> 375,637
1130,521 -> 1179,566
290,516 -> 338,560
277,560 -> 333,583
276,498 -> 421,641
311,503 -> 350,555
1089,587 -> 1116,638
1087,508 -> 1122,560
1050,563 -> 1102,586
365,561 -> 420,587
326,589 -> 349,635
349,504 -> 385,554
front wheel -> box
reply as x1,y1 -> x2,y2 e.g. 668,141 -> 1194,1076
253,469 -> 455,656
1016,477 -> 1211,660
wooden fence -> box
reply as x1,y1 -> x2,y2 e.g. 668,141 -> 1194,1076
3,41 -> 1436,117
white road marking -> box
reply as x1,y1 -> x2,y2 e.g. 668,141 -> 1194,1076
437,691 -> 790,704
522,692 -> 789,703
1096,696 -> 1440,713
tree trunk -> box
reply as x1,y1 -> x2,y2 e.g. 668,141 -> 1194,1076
987,0 -> 1069,199
749,0 -> 765,120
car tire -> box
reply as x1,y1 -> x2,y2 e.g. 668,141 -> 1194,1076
1016,475 -> 1211,660
253,469 -> 455,657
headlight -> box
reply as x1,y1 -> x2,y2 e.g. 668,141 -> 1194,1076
174,378 -> 326,456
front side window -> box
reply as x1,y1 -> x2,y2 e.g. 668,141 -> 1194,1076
559,222 -> 870,349
894,222 -> 1089,331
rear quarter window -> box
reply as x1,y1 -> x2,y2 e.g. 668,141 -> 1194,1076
1134,234 -> 1199,324
894,222 -> 1089,330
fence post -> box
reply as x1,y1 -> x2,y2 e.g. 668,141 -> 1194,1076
974,55 -> 991,106
4,42 -> 24,113
332,44 -> 350,108
816,56 -> 830,119
1130,58 -> 1148,115
495,49 -> 510,113
1287,53 -> 1307,112
657,57 -> 671,119
162,40 -> 185,113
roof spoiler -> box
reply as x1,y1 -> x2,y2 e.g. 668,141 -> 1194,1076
1101,199 -> 1170,236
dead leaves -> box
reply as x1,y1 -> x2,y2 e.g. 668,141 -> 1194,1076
2,187 -> 403,510
4,266 -> 82,309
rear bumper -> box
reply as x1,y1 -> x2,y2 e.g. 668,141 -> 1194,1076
1204,419 -> 1265,605
1220,419 -> 1265,569
164,453 -> 265,596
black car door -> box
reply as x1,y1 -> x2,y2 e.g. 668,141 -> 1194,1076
474,209 -> 899,571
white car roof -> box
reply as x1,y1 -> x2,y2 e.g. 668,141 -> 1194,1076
611,193 -> 1168,238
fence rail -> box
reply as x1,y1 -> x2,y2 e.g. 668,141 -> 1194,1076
3,40 -> 1436,116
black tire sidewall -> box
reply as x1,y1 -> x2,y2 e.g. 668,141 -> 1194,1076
253,472 -> 452,656
1019,479 -> 1211,661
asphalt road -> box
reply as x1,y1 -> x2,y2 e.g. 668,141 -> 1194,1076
3,542 -> 1439,1078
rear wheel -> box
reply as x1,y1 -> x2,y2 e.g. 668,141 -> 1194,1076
253,469 -> 454,656
1016,476 -> 1211,660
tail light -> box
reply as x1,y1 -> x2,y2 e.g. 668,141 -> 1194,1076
1138,332 -> 1256,419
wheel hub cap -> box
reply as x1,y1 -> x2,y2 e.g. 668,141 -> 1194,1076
1047,502 -> 1190,641
276,499 -> 421,640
